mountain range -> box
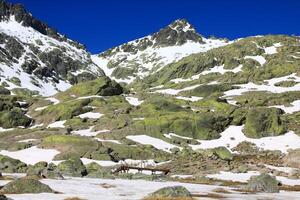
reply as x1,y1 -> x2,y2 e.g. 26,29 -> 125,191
0,1 -> 300,199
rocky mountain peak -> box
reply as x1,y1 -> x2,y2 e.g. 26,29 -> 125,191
152,19 -> 203,46
168,19 -> 195,33
0,0 -> 85,48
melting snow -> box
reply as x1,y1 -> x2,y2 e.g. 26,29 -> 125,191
0,146 -> 59,165
78,112 -> 103,119
95,138 -> 121,144
47,120 -> 66,128
224,73 -> 300,99
153,84 -> 202,95
4,176 -> 300,200
46,97 -> 60,105
245,55 -> 266,65
270,100 -> 300,114
264,43 -> 282,55
200,64 -> 243,75
72,127 -> 109,137
190,125 -> 300,153
207,171 -> 300,186
125,96 -> 144,106
176,96 -> 203,102
126,135 -> 180,152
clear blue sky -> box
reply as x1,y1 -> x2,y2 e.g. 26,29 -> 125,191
9,0 -> 300,53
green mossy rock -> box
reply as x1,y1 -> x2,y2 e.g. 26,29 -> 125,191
244,107 -> 286,138
245,173 -> 279,193
57,157 -> 87,177
213,146 -> 233,161
26,161 -> 48,177
0,179 -> 54,194
0,87 -> 10,95
131,112 -> 229,140
86,162 -> 114,179
57,77 -> 123,100
144,186 -> 192,199
41,99 -> 92,122
40,135 -> 99,160
0,155 -> 27,173
0,109 -> 32,128
0,195 -> 8,200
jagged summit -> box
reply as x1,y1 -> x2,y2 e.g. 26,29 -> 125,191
0,1 -> 61,41
93,19 -> 228,83
152,19 -> 203,46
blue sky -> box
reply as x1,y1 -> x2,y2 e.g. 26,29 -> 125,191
9,0 -> 300,53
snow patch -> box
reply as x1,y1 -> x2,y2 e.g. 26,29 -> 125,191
126,135 -> 181,152
190,125 -> 300,153
47,120 -> 66,128
0,146 -> 59,165
78,112 -> 103,119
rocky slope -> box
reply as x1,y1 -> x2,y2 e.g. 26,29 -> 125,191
92,19 -> 229,83
0,0 -> 300,198
0,0 -> 105,96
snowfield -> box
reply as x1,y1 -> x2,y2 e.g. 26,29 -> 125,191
0,16 -> 101,96
2,176 -> 300,200
207,171 -> 300,186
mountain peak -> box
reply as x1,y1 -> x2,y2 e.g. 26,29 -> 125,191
168,19 -> 195,33
152,19 -> 203,46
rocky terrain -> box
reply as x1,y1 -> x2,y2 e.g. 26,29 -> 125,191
0,0 -> 300,199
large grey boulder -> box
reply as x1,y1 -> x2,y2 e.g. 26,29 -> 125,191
245,173 -> 279,193
57,157 -> 87,177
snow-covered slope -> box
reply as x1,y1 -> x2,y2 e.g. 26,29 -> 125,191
92,19 -> 230,84
0,1 -> 104,96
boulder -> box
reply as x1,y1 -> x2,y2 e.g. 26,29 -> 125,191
244,107 -> 286,138
26,162 -> 64,179
0,109 -> 32,128
213,147 -> 233,161
57,157 -> 87,177
26,161 -> 48,176
86,162 -> 114,179
0,155 -> 27,173
283,149 -> 300,168
144,186 -> 192,200
245,173 -> 279,193
0,179 -> 54,194
0,195 -> 9,200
